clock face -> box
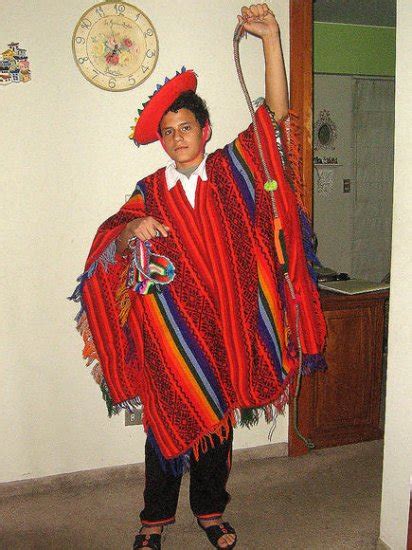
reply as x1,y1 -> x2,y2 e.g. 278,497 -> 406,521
72,1 -> 158,92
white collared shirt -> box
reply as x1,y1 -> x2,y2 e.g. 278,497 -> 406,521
165,155 -> 208,208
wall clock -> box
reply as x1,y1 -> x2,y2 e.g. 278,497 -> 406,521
72,1 -> 158,92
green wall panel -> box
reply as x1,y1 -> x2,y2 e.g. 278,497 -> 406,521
314,22 -> 396,76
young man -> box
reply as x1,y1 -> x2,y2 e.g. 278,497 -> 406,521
71,4 -> 326,549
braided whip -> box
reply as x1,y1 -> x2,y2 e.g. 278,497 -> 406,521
233,23 -> 314,450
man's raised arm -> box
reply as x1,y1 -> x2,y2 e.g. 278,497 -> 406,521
238,3 -> 289,121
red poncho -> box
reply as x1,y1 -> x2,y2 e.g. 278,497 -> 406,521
71,105 -> 327,470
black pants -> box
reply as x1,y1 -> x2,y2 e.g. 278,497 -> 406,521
140,426 -> 233,527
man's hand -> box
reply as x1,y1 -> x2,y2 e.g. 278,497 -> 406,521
238,4 -> 279,39
127,216 -> 170,241
116,216 -> 170,254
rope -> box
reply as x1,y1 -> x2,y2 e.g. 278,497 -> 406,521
233,23 -> 314,451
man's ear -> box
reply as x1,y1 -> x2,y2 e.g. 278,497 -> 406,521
202,121 -> 212,143
156,131 -> 168,152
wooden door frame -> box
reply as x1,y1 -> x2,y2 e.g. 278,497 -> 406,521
288,0 -> 315,456
289,0 -> 314,217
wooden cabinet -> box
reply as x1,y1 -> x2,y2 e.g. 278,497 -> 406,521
289,289 -> 389,456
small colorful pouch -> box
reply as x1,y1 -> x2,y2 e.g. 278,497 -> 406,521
126,237 -> 175,295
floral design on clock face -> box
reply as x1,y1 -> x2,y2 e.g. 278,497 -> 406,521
72,2 -> 158,92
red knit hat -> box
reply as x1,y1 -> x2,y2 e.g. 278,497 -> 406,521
130,67 -> 197,146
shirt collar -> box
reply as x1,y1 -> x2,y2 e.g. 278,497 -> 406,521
165,154 -> 208,190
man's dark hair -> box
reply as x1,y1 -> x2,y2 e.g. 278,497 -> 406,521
160,91 -> 210,130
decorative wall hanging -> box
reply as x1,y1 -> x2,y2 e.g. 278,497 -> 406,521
314,109 -> 338,151
0,42 -> 31,85
72,1 -> 158,92
314,166 -> 335,198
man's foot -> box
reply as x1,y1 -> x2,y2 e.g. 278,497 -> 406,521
133,525 -> 163,550
198,518 -> 237,549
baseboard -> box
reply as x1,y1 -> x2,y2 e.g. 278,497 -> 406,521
0,461 -> 146,499
0,442 -> 287,499
234,442 -> 288,462
376,538 -> 392,550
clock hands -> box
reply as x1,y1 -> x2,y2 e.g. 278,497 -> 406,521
106,21 -> 120,68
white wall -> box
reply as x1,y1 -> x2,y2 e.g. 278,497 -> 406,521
352,76 -> 395,282
313,73 -> 395,281
0,0 -> 289,483
379,1 -> 412,548
313,74 -> 355,275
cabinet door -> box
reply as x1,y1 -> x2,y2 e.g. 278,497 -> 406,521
312,304 -> 383,447
289,293 -> 387,456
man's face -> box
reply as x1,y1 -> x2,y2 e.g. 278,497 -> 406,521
159,108 -> 205,170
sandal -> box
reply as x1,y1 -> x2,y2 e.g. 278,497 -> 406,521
133,527 -> 162,550
197,519 -> 237,549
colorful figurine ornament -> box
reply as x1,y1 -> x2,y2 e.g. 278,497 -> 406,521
0,42 -> 31,85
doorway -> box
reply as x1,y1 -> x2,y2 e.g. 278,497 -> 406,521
288,0 -> 396,456
313,74 -> 395,281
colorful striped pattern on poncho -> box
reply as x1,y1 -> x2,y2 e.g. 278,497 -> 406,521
70,105 -> 327,472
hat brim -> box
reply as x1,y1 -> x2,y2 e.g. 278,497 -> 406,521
133,70 -> 197,145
